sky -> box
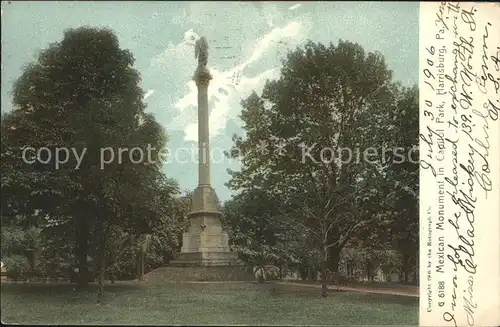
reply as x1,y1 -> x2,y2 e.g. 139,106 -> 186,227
1,1 -> 419,202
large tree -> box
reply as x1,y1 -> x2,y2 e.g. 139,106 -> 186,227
227,40 -> 408,296
1,27 -> 172,294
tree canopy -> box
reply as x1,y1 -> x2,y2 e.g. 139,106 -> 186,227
225,40 -> 419,295
1,27 -> 184,298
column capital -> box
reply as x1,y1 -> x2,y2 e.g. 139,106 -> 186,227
193,67 -> 212,87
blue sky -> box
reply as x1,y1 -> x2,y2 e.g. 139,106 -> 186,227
1,1 -> 418,202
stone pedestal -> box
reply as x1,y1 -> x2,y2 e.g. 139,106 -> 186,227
170,186 -> 240,267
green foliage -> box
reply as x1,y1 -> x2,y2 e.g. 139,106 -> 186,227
350,86 -> 419,282
3,255 -> 30,280
227,39 -> 396,261
1,26 -> 182,293
236,248 -> 281,283
242,248 -> 280,267
149,187 -> 190,254
1,226 -> 27,257
136,234 -> 162,256
225,39 -> 419,292
1,225 -> 43,272
100,190 -> 189,281
222,189 -> 284,251
340,244 -> 402,281
222,188 -> 308,274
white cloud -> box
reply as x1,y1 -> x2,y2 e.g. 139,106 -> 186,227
143,89 -> 155,100
170,21 -> 304,143
150,4 -> 313,143
262,4 -> 280,27
180,66 -> 280,143
289,4 -> 302,11
238,22 -> 302,70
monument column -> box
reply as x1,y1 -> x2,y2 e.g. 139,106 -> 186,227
196,69 -> 211,187
170,36 -> 239,267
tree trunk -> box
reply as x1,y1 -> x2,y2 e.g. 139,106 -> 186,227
76,216 -> 89,289
136,254 -> 140,279
26,249 -> 38,272
96,212 -> 106,304
141,252 -> 145,279
309,267 -> 318,281
97,255 -> 105,304
403,254 -> 410,285
138,252 -> 145,281
299,261 -> 308,280
367,262 -> 374,282
33,249 -> 39,271
321,243 -> 328,298
415,265 -> 419,286
256,267 -> 265,283
327,246 -> 341,274
163,250 -> 172,265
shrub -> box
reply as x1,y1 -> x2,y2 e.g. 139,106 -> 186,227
3,255 -> 30,281
253,265 -> 280,282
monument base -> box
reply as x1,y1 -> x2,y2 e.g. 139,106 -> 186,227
144,265 -> 254,283
170,251 -> 242,267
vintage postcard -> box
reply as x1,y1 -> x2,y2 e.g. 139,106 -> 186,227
0,1 -> 497,326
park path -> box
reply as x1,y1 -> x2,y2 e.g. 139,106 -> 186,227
276,281 -> 419,297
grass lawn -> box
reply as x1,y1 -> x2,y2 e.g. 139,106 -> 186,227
1,281 -> 418,325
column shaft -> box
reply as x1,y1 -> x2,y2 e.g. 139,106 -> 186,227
197,83 -> 210,186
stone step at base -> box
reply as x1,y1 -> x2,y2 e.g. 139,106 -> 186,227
171,251 -> 241,267
144,266 -> 255,283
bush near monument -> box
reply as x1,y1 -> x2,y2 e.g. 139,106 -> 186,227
253,265 -> 280,283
